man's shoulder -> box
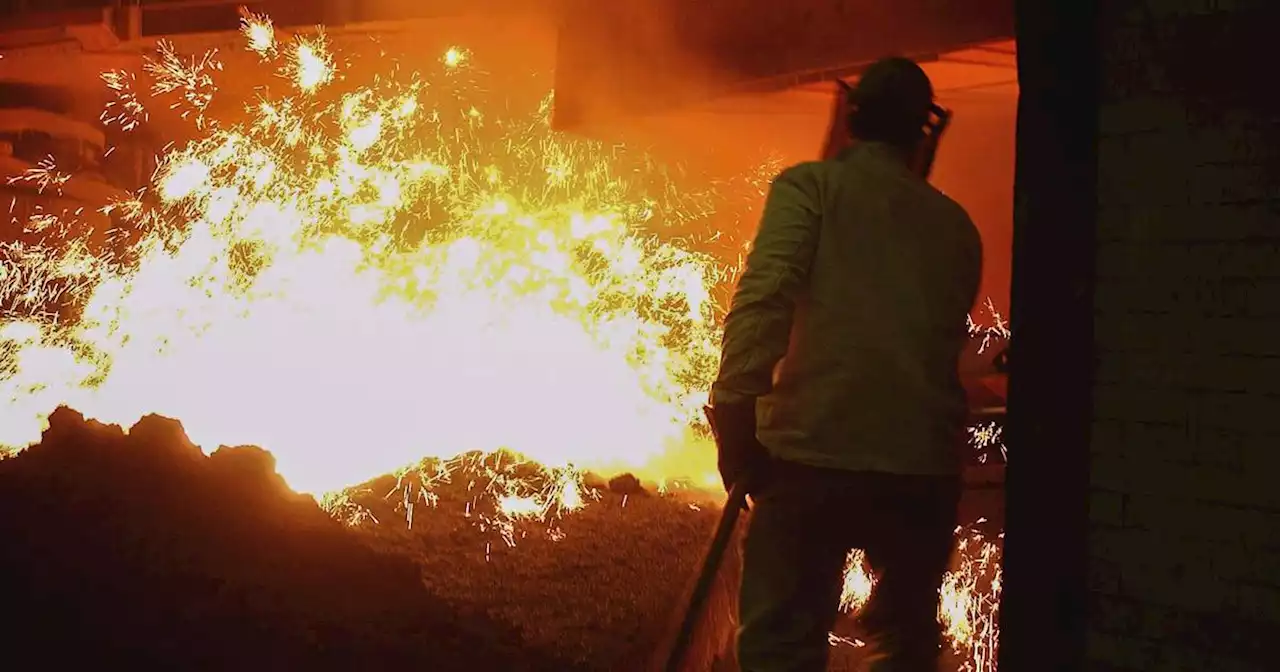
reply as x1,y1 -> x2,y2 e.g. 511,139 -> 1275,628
774,160 -> 829,183
923,184 -> 977,230
765,162 -> 831,207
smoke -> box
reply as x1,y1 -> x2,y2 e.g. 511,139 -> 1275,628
550,0 -> 739,131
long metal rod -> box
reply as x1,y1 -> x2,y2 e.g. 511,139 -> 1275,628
662,479 -> 748,672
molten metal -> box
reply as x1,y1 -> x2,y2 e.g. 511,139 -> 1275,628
2,17 -> 733,498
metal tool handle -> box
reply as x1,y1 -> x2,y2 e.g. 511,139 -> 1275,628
661,480 -> 749,672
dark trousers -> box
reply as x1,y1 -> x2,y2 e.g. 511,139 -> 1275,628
737,460 -> 961,672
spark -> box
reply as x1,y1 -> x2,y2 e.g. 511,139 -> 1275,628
143,39 -> 222,126
939,529 -> 1003,672
443,47 -> 469,69
7,156 -> 71,195
968,297 -> 1010,355
839,548 -> 876,613
969,421 -> 1006,463
240,12 -> 277,56
839,527 -> 1003,672
828,633 -> 865,648
100,70 -> 148,132
291,34 -> 334,92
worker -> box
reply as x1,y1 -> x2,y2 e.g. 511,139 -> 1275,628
708,56 -> 983,671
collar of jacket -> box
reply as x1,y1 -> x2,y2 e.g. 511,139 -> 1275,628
835,141 -> 914,171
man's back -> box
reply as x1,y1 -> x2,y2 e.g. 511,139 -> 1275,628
714,58 -> 982,672
722,141 -> 983,476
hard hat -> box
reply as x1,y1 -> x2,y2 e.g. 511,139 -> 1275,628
848,57 -> 935,144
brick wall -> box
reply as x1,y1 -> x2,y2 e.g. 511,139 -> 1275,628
1090,2 -> 1280,669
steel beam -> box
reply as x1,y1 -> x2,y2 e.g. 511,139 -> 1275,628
552,0 -> 1013,130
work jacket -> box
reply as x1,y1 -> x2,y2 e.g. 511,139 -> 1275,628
710,141 -> 983,476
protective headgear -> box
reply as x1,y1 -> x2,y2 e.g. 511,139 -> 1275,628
847,56 -> 936,148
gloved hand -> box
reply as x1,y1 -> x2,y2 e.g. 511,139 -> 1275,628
706,400 -> 771,500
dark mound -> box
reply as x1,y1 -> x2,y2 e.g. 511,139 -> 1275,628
0,407 -> 564,671
337,453 -> 723,670
332,451 -> 1004,672
0,406 -> 1004,672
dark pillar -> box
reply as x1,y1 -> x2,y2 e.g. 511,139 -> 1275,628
998,0 -> 1097,669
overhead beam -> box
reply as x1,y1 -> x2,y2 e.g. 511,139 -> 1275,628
0,1 -> 562,42
552,0 -> 1014,130
138,0 -> 559,38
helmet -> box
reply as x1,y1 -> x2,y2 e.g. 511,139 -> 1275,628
847,56 -> 935,147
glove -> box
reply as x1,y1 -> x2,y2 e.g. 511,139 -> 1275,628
706,400 -> 771,500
